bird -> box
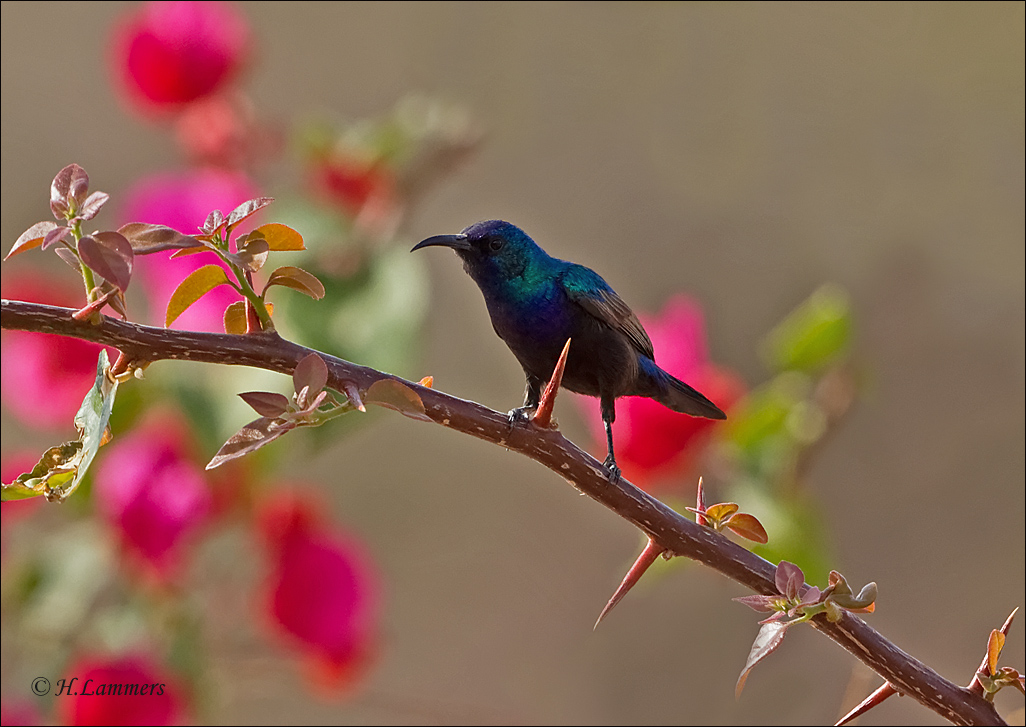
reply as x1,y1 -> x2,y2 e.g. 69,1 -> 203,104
411,220 -> 726,481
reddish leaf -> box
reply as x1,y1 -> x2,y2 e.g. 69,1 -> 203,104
78,191 -> 110,221
263,266 -> 325,300
293,353 -> 328,397
736,620 -> 791,699
725,513 -> 769,543
206,417 -> 295,470
202,209 -> 226,236
239,391 -> 290,417
227,236 -> 269,272
54,247 -> 81,270
418,376 -> 434,388
42,225 -> 71,250
733,594 -> 783,613
77,232 -> 134,292
775,561 -> 805,601
365,379 -> 430,421
6,221 -> 58,259
165,264 -> 233,327
226,196 -> 273,230
51,164 -> 88,218
223,301 -> 247,334
254,222 -> 305,251
118,222 -> 203,254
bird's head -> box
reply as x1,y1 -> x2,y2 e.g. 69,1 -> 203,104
411,220 -> 548,283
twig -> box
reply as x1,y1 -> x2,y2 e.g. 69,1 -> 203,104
0,299 -> 1005,727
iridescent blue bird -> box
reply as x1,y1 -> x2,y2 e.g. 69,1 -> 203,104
412,220 -> 726,480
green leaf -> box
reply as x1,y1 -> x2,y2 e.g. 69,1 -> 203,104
254,223 -> 305,251
165,265 -> 233,327
762,284 -> 852,375
1,350 -> 118,502
263,266 -> 325,300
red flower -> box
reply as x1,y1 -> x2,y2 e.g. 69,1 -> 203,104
94,415 -> 211,580
258,492 -> 379,691
577,295 -> 745,489
59,654 -> 185,726
120,168 -> 258,331
111,1 -> 250,112
0,273 -> 110,430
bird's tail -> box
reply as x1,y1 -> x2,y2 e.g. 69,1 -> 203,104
637,357 -> 727,420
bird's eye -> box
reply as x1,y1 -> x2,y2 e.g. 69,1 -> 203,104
488,238 -> 505,252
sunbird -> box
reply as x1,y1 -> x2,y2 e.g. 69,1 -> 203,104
412,220 -> 726,480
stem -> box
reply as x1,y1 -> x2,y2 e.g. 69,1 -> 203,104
69,220 -> 97,302
0,299 -> 1008,727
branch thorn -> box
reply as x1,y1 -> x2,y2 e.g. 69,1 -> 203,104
533,338 -> 571,429
594,537 -> 666,630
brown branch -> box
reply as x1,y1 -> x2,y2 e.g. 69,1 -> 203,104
0,298 -> 1005,726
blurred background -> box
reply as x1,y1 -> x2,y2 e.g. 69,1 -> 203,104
1,2 -> 1023,725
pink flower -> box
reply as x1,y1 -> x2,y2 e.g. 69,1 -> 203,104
258,492 -> 379,691
59,654 -> 185,726
0,273 -> 110,431
110,1 -> 250,113
119,168 -> 258,331
95,415 -> 211,579
577,295 -> 745,489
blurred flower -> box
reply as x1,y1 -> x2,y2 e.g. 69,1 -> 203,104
110,1 -> 250,113
258,492 -> 379,691
59,654 -> 185,726
95,414 -> 211,580
120,168 -> 258,331
0,273 -> 110,430
577,295 -> 745,489
175,93 -> 281,170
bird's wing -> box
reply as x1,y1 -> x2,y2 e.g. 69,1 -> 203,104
560,264 -> 655,359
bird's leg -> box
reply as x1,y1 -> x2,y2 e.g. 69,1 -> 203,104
508,374 -> 543,426
600,397 -> 621,483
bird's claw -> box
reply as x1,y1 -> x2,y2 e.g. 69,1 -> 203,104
602,457 -> 621,484
507,406 -> 536,428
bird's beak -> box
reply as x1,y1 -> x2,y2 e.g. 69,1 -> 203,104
411,233 -> 472,253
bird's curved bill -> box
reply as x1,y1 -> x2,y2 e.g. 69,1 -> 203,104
411,234 -> 472,253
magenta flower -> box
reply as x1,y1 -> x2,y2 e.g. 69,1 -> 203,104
95,415 -> 211,579
577,295 -> 745,489
0,273 -> 110,430
258,492 -> 380,690
119,168 -> 258,331
59,654 -> 185,726
110,1 -> 250,113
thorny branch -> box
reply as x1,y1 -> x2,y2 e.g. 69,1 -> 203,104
0,298 -> 1007,726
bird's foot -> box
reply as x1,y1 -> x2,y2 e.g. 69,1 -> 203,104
507,406 -> 536,428
602,456 -> 621,484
